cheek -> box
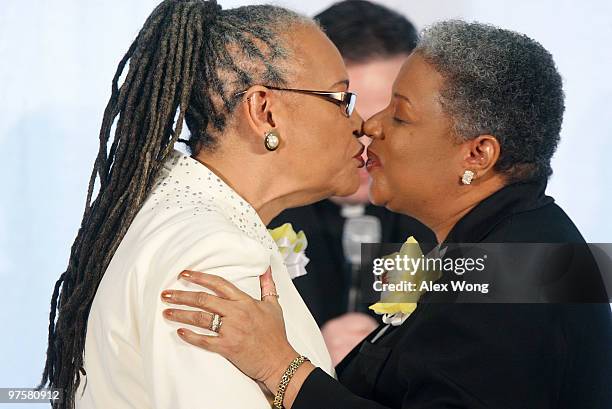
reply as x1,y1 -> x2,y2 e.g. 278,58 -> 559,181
372,126 -> 457,208
389,126 -> 454,176
319,117 -> 357,168
290,119 -> 351,180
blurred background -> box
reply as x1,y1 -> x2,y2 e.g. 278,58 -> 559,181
1,0 -> 611,403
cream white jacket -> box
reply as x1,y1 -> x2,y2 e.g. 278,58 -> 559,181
75,150 -> 333,409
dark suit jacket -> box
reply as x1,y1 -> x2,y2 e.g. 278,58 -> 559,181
293,180 -> 612,409
269,200 -> 435,326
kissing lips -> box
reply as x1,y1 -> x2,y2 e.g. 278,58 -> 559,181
366,150 -> 381,172
353,145 -> 365,168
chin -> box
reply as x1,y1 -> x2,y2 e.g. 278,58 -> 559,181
334,171 -> 361,196
367,188 -> 389,207
339,182 -> 370,203
367,179 -> 390,207
336,181 -> 361,198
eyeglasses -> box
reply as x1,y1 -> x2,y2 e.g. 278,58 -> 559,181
235,86 -> 358,117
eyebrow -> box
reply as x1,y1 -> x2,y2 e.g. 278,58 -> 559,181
331,79 -> 350,89
393,92 -> 412,104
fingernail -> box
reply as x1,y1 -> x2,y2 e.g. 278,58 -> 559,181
177,328 -> 186,336
163,309 -> 173,317
161,290 -> 173,300
179,271 -> 192,279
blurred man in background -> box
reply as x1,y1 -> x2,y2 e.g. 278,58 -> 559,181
269,0 -> 435,365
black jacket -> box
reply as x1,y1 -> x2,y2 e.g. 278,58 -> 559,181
269,200 -> 435,326
293,180 -> 612,409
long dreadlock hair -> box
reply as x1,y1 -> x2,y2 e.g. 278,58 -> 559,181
37,1 -> 313,407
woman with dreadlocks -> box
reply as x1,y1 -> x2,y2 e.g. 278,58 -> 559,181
38,0 -> 363,407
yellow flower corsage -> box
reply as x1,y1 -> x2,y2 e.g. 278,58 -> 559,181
369,236 -> 441,325
268,223 -> 309,279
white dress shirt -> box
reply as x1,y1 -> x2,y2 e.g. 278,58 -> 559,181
75,149 -> 334,409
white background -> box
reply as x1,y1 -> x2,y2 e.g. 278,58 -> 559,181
1,0 -> 611,401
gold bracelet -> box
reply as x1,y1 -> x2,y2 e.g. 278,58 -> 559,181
272,355 -> 310,409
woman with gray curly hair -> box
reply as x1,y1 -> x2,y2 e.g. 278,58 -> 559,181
160,20 -> 612,408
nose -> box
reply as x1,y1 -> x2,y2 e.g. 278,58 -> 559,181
363,110 -> 384,140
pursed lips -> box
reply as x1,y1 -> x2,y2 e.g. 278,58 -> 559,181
353,144 -> 365,159
366,149 -> 382,171
353,144 -> 366,168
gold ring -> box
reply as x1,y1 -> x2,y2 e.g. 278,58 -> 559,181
262,292 -> 279,299
209,313 -> 222,333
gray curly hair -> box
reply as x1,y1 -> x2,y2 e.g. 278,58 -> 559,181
415,20 -> 565,182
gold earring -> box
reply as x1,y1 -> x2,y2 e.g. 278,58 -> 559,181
264,130 -> 280,151
462,170 -> 475,185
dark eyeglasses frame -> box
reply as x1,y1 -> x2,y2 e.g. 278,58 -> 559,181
235,86 -> 357,117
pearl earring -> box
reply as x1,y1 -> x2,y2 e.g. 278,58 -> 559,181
462,170 -> 475,185
264,130 -> 280,151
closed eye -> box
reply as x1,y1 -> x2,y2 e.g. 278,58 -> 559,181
393,117 -> 411,125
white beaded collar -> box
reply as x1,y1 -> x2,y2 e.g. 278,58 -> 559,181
148,149 -> 276,251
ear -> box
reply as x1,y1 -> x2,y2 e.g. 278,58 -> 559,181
460,134 -> 501,178
238,85 -> 278,137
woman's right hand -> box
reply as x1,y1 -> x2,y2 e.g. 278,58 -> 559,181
160,268 -> 315,399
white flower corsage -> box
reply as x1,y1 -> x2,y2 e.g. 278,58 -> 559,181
268,223 -> 310,279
